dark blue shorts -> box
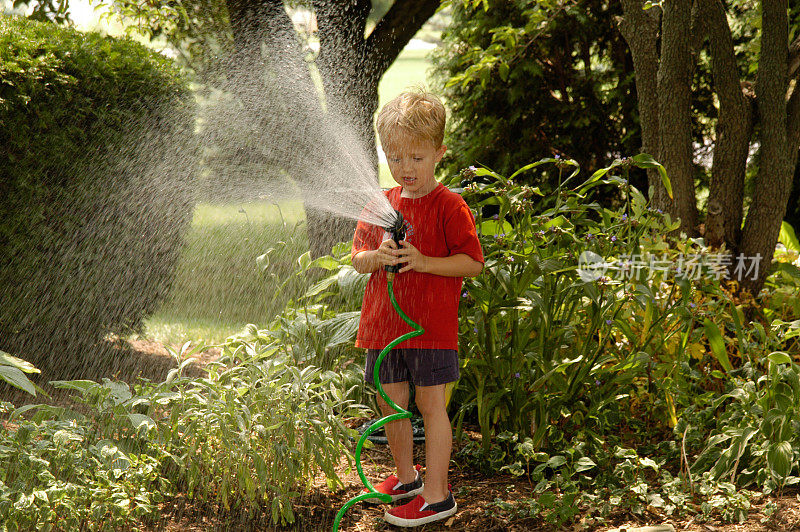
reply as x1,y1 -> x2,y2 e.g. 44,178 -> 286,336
365,348 -> 460,387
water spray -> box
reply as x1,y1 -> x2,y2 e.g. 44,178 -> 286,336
332,209 -> 423,531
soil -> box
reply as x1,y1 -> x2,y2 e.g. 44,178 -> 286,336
4,339 -> 800,531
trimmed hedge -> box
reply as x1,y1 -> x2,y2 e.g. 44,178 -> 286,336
0,15 -> 196,376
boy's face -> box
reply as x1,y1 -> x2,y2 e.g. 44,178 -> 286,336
383,136 -> 446,199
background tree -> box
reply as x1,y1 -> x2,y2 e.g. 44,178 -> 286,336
620,0 -> 800,296
8,0 -> 442,256
104,0 -> 442,256
431,0 -> 641,182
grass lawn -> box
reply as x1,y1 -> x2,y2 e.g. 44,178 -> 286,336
143,46 -> 433,344
143,201 -> 307,344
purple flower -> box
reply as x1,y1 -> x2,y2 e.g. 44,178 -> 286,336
508,256 -> 515,262
611,236 -> 617,242
469,165 -> 477,171
461,291 -> 468,298
473,327 -> 478,333
622,213 -> 628,220
514,372 -> 521,378
492,214 -> 499,220
689,303 -> 696,308
606,319 -> 613,325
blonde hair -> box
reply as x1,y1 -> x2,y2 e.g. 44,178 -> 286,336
376,88 -> 446,150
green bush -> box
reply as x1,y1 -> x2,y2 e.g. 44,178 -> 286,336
0,15 -> 196,376
446,156 -> 688,451
1,342 -> 363,529
431,0 -> 640,181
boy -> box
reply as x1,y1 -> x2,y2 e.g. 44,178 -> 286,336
351,90 -> 484,527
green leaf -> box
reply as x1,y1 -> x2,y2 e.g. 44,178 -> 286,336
0,365 -> 36,395
50,380 -> 100,393
53,429 -> 83,445
538,490 -> 557,507
308,255 -> 340,271
0,350 -> 40,374
779,221 -> 800,252
574,457 -> 596,473
767,352 -> 792,365
128,413 -> 156,432
631,153 -> 672,199
704,319 -> 732,373
767,441 -> 793,479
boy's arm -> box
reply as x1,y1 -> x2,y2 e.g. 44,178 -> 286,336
352,250 -> 380,274
352,239 -> 399,274
394,241 -> 483,277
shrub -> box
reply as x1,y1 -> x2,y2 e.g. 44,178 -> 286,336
1,342 -> 364,529
0,15 -> 196,376
430,0 -> 640,181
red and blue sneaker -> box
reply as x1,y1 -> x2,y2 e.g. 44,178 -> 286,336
362,464 -> 423,504
383,492 -> 458,527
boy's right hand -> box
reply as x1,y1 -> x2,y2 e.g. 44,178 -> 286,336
374,238 -> 400,268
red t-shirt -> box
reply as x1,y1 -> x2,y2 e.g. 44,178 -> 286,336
352,183 -> 484,350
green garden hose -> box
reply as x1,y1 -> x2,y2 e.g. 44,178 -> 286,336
332,272 -> 424,531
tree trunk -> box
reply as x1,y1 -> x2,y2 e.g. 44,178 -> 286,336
618,0 -> 661,201
700,0 -> 752,251
739,0 -> 793,296
305,0 -> 441,257
307,0 -> 376,258
223,0 -> 441,258
657,0 -> 697,235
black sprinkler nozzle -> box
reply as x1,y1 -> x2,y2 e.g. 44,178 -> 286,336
384,210 -> 405,274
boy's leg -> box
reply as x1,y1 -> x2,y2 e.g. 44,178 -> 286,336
414,383 -> 451,503
377,381 -> 417,484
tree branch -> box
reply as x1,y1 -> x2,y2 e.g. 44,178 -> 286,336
365,0 -> 441,76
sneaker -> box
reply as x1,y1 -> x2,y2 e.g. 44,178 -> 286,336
361,465 -> 423,504
383,492 -> 458,527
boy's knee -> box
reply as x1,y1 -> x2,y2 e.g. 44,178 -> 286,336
376,396 -> 394,415
415,392 -> 446,417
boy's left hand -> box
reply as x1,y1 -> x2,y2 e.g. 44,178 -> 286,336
395,240 -> 429,273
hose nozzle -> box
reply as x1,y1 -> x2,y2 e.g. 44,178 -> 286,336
383,210 -> 405,274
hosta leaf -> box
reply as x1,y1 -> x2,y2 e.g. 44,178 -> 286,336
0,365 -> 36,396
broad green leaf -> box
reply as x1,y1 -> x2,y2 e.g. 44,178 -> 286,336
50,380 -> 99,392
703,319 -> 732,373
538,490 -> 557,506
767,352 -> 792,365
632,153 -> 672,199
128,413 -> 156,431
767,441 -> 793,479
574,457 -> 596,472
779,221 -> 800,252
0,350 -> 40,374
0,365 -> 36,396
309,255 -> 339,271
53,430 -> 83,445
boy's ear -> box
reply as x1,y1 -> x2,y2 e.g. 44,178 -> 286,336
435,144 -> 447,162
